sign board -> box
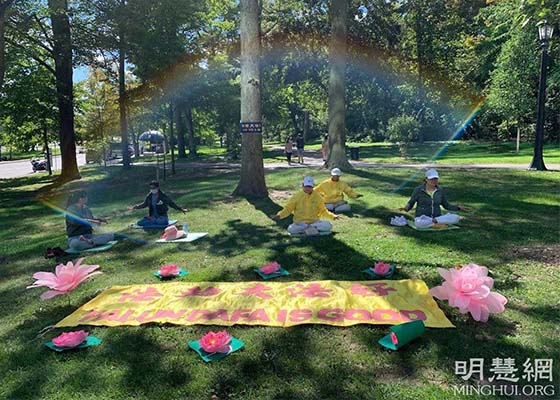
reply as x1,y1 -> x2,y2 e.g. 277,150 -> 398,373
240,121 -> 262,134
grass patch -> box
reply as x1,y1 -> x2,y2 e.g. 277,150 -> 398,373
262,140 -> 560,165
0,165 -> 558,399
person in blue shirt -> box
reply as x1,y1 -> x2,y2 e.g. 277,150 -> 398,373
128,181 -> 188,226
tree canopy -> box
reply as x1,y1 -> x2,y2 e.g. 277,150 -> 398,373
0,0 -> 558,175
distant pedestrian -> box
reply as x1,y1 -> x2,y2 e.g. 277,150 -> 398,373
321,134 -> 329,167
285,135 -> 294,165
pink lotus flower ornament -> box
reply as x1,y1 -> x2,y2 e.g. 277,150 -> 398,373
52,330 -> 89,348
371,261 -> 391,276
27,258 -> 102,300
429,263 -> 507,322
199,331 -> 232,354
158,264 -> 180,277
259,261 -> 281,275
390,332 -> 399,346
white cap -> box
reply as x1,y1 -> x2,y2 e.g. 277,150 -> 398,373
302,176 -> 315,187
425,169 -> 439,179
331,168 -> 342,176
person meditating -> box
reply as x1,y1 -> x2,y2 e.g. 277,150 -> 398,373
128,181 -> 188,227
400,169 -> 470,228
66,191 -> 114,250
316,168 -> 362,213
270,176 -> 338,235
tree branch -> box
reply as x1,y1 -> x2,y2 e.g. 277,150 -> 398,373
5,37 -> 55,75
33,14 -> 54,49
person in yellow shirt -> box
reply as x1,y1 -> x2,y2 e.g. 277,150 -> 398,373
270,176 -> 338,235
315,168 -> 362,213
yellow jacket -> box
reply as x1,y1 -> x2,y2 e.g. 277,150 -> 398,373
315,178 -> 359,204
277,190 -> 336,223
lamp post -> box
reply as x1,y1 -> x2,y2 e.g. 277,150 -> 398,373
529,21 -> 554,171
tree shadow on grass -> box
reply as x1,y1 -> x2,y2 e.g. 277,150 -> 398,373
362,200 -> 559,268
205,326 -> 389,400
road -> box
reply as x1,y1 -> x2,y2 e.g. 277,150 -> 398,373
0,153 -> 86,179
1,151 -> 557,180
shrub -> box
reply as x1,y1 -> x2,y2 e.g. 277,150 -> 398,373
387,115 -> 421,157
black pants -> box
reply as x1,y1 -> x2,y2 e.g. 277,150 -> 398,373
286,152 -> 292,163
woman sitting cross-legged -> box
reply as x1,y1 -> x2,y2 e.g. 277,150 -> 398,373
400,169 -> 471,228
270,176 -> 339,235
66,191 -> 115,250
128,181 -> 188,227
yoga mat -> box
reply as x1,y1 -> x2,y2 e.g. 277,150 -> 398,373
130,219 -> 178,229
155,233 -> 208,243
289,230 -> 332,238
65,241 -> 118,254
406,220 -> 460,231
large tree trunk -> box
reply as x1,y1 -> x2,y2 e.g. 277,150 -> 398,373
175,101 -> 187,158
303,110 -> 310,142
118,39 -> 130,168
232,0 -> 267,197
326,0 -> 351,170
288,104 -> 299,136
414,4 -> 425,144
0,1 -> 14,90
168,102 -> 175,174
185,106 -> 197,157
48,0 -> 80,181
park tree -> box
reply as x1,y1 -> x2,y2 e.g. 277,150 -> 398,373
123,0 -> 207,161
233,0 -> 267,197
0,50 -> 58,157
75,68 -> 119,162
48,0 -> 80,181
5,0 -> 80,180
0,0 -> 14,89
327,0 -> 351,169
73,0 -> 136,168
260,0 -> 329,142
487,26 -> 538,148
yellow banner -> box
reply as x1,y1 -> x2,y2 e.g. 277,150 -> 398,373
56,280 -> 454,328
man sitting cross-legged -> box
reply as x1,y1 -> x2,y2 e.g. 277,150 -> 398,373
270,176 -> 339,235
315,168 -> 362,213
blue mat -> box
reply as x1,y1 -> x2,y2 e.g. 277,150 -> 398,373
130,219 -> 177,229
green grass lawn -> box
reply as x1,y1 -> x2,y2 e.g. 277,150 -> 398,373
0,165 -> 559,399
262,140 -> 560,165
0,147 -> 62,162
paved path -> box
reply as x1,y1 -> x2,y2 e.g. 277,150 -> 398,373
263,147 -> 560,171
151,149 -> 560,172
1,150 -> 558,179
0,153 -> 86,179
